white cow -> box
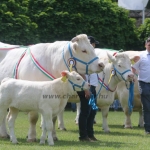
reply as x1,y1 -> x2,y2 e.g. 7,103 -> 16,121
0,71 -> 89,145
58,49 -> 137,132
0,42 -> 20,62
0,34 -> 104,141
116,50 -> 144,128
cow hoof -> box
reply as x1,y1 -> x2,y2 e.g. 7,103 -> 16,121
58,128 -> 67,131
124,126 -> 132,129
39,141 -> 45,145
53,137 -> 58,141
0,134 -> 10,139
138,124 -> 144,128
12,141 -> 19,144
27,138 -> 37,142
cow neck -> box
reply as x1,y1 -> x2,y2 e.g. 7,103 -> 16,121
50,78 -> 72,98
98,63 -> 119,92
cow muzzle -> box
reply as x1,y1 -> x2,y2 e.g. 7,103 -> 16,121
98,62 -> 105,71
127,74 -> 134,81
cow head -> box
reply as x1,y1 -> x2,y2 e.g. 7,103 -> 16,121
107,52 -> 134,82
61,70 -> 89,91
70,34 -> 104,74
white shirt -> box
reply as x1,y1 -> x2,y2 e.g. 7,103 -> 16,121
132,50 -> 150,83
85,73 -> 98,87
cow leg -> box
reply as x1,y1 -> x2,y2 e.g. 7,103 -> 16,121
75,102 -> 80,124
123,108 -> 132,128
101,107 -> 110,132
52,116 -> 58,141
40,111 -> 54,146
0,108 -> 9,138
27,111 -> 39,142
41,114 -> 59,140
7,107 -> 19,144
138,109 -> 144,127
57,110 -> 66,130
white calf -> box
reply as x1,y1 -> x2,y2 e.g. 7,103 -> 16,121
0,71 -> 89,145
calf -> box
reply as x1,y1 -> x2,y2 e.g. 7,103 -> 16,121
0,70 -> 89,146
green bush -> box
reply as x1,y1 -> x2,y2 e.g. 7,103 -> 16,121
0,0 -> 143,49
137,18 -> 150,49
0,0 -> 39,45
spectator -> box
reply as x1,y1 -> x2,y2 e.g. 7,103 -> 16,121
113,99 -> 120,111
132,37 -> 150,135
77,36 -> 99,142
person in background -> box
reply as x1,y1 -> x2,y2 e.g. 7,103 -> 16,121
113,99 -> 120,111
132,37 -> 150,135
77,36 -> 99,142
71,102 -> 76,112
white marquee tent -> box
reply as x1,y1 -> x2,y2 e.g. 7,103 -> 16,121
118,0 -> 149,24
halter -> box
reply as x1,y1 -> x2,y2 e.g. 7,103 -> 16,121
68,80 -> 86,91
63,42 -> 99,74
111,65 -> 134,114
113,65 -> 131,82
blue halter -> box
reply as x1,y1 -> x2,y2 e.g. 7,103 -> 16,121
113,65 -> 131,82
68,80 -> 86,91
63,42 -> 99,74
113,65 -> 134,113
128,81 -> 134,114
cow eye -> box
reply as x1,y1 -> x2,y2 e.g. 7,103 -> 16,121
82,50 -> 87,53
77,78 -> 80,80
118,65 -> 121,67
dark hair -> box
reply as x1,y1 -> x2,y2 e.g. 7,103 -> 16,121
88,36 -> 99,45
145,37 -> 150,43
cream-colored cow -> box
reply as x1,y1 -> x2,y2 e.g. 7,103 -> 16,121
0,71 -> 89,145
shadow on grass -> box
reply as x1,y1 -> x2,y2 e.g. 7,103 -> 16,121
0,137 -> 137,149
53,139 -> 137,149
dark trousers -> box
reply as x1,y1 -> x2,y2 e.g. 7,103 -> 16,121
77,86 -> 97,139
139,81 -> 150,132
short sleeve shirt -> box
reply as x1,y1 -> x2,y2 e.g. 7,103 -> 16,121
132,50 -> 150,82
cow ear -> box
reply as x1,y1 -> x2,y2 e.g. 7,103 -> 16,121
61,70 -> 70,77
71,36 -> 79,43
131,56 -> 140,64
71,37 -> 78,51
107,52 -> 115,63
61,71 -> 69,82
72,43 -> 78,51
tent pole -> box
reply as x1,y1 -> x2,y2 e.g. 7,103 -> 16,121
142,8 -> 145,24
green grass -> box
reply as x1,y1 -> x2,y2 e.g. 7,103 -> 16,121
0,110 -> 149,150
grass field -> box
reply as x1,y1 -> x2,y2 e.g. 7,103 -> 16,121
0,110 -> 149,150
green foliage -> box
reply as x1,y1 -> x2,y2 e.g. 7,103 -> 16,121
0,0 -> 144,49
146,0 -> 150,9
0,0 -> 39,45
137,18 -> 150,49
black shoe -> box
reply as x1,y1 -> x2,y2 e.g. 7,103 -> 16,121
79,137 -> 94,142
93,120 -> 96,124
89,136 -> 98,141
